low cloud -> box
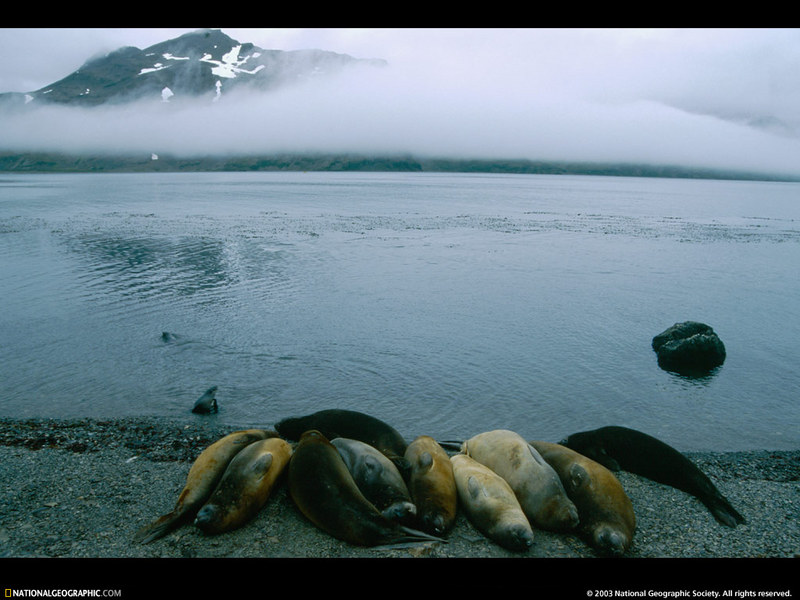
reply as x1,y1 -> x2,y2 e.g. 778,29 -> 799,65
2,28 -> 800,178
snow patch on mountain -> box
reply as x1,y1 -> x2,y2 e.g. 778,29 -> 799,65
200,45 -> 264,79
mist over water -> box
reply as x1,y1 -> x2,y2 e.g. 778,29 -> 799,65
3,28 -> 800,179
1,171 -> 799,452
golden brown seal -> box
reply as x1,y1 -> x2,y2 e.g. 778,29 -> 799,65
462,429 -> 579,531
133,428 -> 274,544
404,435 -> 458,536
531,440 -> 636,556
194,437 -> 293,535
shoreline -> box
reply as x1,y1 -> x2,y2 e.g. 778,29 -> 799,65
0,416 -> 797,593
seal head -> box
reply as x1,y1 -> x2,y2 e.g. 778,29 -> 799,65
192,386 -> 219,414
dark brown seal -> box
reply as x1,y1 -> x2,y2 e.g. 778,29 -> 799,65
287,430 -> 444,547
274,409 -> 410,478
404,435 -> 458,536
133,429 -> 275,543
560,425 -> 745,527
191,386 -> 219,414
531,440 -> 636,556
194,437 -> 293,535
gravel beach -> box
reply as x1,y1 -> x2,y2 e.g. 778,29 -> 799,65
1,416 -> 797,596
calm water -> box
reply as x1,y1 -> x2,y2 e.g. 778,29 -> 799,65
1,171 -> 798,452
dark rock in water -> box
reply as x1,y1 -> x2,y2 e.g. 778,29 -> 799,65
652,321 -> 726,375
192,386 -> 219,414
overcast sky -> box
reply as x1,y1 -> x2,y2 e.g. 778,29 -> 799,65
2,28 -> 800,177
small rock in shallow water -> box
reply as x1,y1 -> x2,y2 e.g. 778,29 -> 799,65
652,321 -> 726,376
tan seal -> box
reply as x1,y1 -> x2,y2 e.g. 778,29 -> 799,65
450,453 -> 534,552
531,440 -> 636,556
133,429 -> 274,544
331,437 -> 416,523
288,430 -> 445,547
462,429 -> 579,531
194,437 -> 293,535
404,435 -> 458,536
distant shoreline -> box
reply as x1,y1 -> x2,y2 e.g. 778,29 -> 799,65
1,151 -> 798,183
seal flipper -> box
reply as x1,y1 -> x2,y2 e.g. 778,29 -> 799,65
133,509 -> 192,544
250,452 -> 274,477
437,440 -> 464,452
704,493 -> 746,527
568,462 -> 589,491
376,525 -> 447,548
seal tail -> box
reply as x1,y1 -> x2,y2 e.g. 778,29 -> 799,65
704,494 -> 746,527
133,510 -> 191,544
379,525 -> 448,548
436,440 -> 464,452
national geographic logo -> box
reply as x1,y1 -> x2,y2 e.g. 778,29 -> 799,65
5,591 -> 122,598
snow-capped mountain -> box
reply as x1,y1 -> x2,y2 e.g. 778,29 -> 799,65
0,29 -> 387,108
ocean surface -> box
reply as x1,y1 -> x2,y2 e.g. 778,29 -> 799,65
1,171 -> 798,452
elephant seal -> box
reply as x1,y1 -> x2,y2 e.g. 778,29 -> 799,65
331,437 -> 417,523
194,437 -> 293,535
192,386 -> 219,414
404,435 -> 458,536
462,429 -> 579,531
287,430 -> 445,547
275,408 -> 410,478
451,453 -> 534,552
133,429 -> 274,543
531,440 -> 636,556
560,425 -> 745,527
